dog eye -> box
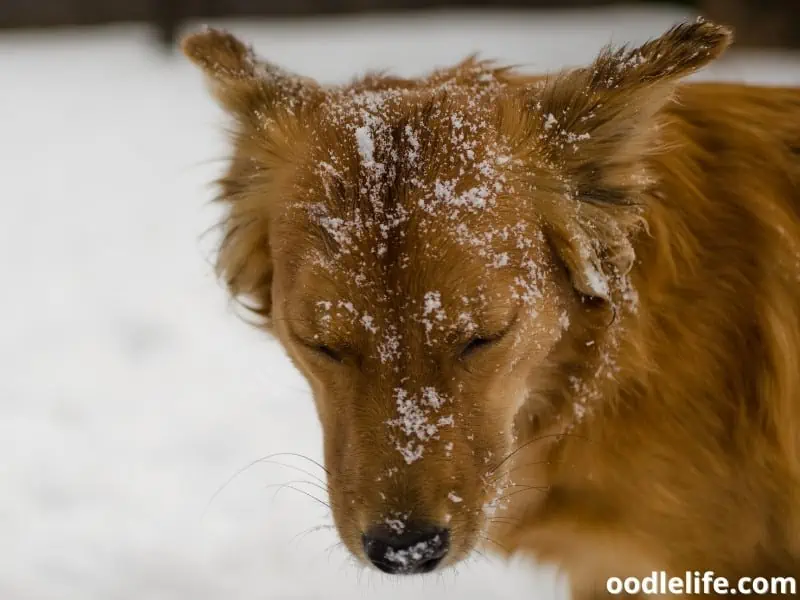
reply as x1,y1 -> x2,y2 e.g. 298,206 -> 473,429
311,344 -> 344,363
459,336 -> 498,360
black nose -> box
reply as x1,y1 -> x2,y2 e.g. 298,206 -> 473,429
362,523 -> 450,574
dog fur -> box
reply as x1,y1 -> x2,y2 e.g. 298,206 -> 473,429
183,21 -> 800,598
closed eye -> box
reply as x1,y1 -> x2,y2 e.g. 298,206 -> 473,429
459,335 -> 502,360
311,344 -> 344,363
458,311 -> 519,361
293,334 -> 346,364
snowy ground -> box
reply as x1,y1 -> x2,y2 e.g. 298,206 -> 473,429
2,5 -> 799,599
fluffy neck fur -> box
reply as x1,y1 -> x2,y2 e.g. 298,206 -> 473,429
503,82 -> 800,587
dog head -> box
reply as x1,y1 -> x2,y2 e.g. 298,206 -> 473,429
183,21 -> 730,574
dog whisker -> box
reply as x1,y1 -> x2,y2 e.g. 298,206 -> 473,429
264,479 -> 330,498
477,533 -> 511,554
488,432 -> 592,475
494,485 -> 550,504
489,458 -> 557,482
324,540 -> 345,555
466,548 -> 497,568
261,452 -> 330,476
290,523 -> 336,546
202,452 -> 330,518
487,516 -> 524,526
258,459 -> 328,485
269,483 -> 332,510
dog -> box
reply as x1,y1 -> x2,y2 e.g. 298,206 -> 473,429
183,20 -> 800,598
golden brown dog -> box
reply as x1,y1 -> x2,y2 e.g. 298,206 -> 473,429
183,20 -> 800,598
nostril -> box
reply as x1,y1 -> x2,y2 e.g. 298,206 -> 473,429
362,523 -> 450,575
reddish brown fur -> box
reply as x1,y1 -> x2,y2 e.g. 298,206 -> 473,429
183,21 -> 800,598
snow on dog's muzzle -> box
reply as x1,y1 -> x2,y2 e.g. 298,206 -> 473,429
361,522 -> 450,574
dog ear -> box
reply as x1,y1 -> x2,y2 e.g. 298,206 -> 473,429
523,20 -> 732,300
181,27 -> 319,124
183,29 -> 319,326
212,158 -> 276,326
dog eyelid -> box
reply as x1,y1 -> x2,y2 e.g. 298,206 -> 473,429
459,335 -> 499,359
292,333 -> 347,363
311,344 -> 344,363
458,311 -> 519,360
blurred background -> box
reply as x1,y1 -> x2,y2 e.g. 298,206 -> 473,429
1,0 -> 798,49
2,1 -> 798,600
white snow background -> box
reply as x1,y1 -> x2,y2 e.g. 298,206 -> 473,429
2,5 -> 799,599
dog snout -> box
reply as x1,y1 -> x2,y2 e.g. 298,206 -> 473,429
361,522 -> 450,574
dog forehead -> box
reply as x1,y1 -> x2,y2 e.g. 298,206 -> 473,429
295,86 -> 522,260
290,187 -> 548,343
280,82 -> 552,336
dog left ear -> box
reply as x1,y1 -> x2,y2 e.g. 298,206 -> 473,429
522,20 -> 732,300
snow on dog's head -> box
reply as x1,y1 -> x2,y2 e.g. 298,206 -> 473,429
183,22 -> 730,573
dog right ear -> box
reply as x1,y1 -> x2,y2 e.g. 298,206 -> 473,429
181,28 -> 319,124
211,157 -> 275,326
183,29 -> 319,326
